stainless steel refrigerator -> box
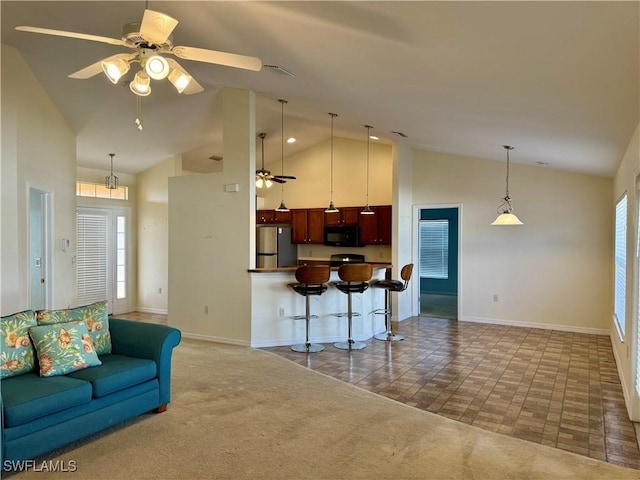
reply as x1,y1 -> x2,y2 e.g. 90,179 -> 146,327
256,225 -> 298,268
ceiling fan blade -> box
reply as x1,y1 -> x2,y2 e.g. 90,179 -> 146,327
271,178 -> 286,184
140,9 -> 178,45
15,26 -> 129,47
273,175 -> 296,180
165,58 -> 204,95
172,46 -> 262,71
69,53 -> 136,79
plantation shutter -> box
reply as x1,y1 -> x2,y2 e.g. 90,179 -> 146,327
76,212 -> 108,305
614,193 -> 627,336
420,220 -> 449,279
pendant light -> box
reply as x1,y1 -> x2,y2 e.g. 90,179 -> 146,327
491,145 -> 523,225
105,153 -> 118,190
275,99 -> 290,212
361,125 -> 375,215
325,113 -> 339,213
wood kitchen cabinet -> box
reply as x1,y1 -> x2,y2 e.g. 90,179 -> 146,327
291,208 -> 325,244
257,209 -> 291,224
358,205 -> 392,245
324,207 -> 360,226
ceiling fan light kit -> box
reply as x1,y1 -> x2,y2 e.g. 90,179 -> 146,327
101,58 -> 130,84
129,70 -> 151,96
491,145 -> 523,226
168,68 -> 192,93
144,53 -> 170,80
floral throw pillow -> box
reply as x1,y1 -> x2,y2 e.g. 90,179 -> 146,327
36,300 -> 111,355
29,321 -> 102,377
0,310 -> 37,378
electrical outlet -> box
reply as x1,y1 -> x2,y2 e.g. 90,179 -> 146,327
278,307 -> 285,318
204,305 -> 209,314
493,294 -> 498,302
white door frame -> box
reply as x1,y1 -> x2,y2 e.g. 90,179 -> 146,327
27,184 -> 53,310
412,203 -> 462,319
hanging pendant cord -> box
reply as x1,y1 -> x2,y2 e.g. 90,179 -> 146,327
329,113 -> 337,203
280,99 -> 287,196
365,125 -> 372,204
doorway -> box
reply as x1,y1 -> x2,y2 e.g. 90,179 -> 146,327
418,206 -> 459,319
29,187 -> 52,311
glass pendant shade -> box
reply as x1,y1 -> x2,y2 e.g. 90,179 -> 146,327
491,212 -> 523,225
275,200 -> 289,212
144,55 -> 170,80
102,58 -> 130,84
325,201 -> 339,213
129,71 -> 151,96
361,204 -> 375,215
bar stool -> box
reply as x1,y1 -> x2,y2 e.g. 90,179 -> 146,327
333,263 -> 373,350
372,263 -> 414,342
288,265 -> 331,353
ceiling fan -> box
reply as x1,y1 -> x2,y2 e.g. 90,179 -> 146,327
15,8 -> 262,96
256,133 -> 296,189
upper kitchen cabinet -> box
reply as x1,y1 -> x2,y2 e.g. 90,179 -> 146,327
359,205 -> 392,245
257,209 -> 291,224
324,207 -> 360,226
291,208 -> 325,244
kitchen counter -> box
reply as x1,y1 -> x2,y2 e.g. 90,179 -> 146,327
249,265 -> 389,347
247,262 -> 392,273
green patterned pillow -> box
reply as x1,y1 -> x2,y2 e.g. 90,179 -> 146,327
0,310 -> 37,378
36,301 -> 111,355
29,321 -> 102,377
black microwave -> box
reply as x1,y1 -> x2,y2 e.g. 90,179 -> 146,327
324,225 -> 360,247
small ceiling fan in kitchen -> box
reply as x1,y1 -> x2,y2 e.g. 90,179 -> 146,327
256,133 -> 296,189
15,6 -> 262,97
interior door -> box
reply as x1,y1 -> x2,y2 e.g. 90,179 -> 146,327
29,188 -> 50,310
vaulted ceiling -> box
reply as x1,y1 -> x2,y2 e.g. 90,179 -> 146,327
2,1 -> 638,177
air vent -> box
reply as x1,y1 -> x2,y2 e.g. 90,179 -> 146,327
391,131 -> 408,138
208,155 -> 223,162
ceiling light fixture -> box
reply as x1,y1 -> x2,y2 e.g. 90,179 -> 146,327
129,70 -> 151,96
168,68 -> 192,93
325,113 -> 339,213
144,54 -> 170,80
105,153 -> 119,189
275,99 -> 290,213
491,145 -> 523,226
287,137 -> 296,144
256,133 -> 272,189
361,125 -> 375,215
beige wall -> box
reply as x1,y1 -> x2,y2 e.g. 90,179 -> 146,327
1,45 -> 77,314
168,88 -> 255,344
412,149 -> 613,333
612,124 -> 640,420
136,157 -> 182,314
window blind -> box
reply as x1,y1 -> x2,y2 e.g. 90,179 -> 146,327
76,213 -> 108,305
419,220 -> 449,279
614,194 -> 627,337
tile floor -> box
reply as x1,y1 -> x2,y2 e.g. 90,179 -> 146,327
115,311 -> 640,469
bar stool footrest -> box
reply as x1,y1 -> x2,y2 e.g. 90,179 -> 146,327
291,314 -> 319,320
332,312 -> 361,318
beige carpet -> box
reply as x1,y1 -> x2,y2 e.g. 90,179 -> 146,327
10,339 -> 640,480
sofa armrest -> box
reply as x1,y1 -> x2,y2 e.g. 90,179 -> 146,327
108,318 -> 181,407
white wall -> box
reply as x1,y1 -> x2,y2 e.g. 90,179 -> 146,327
1,45 -> 77,314
412,149 -> 613,333
611,124 -> 640,419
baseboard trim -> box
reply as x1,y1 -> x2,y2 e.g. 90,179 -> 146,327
461,316 -> 609,335
135,307 -> 168,315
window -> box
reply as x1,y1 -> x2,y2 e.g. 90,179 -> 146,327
116,215 -> 126,299
76,181 -> 128,200
614,193 -> 627,337
419,220 -> 449,279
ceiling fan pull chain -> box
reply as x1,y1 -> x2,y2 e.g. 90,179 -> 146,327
135,96 -> 143,131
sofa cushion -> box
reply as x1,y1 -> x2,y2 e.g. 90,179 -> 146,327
67,354 -> 157,398
36,300 -> 112,355
1,373 -> 92,427
0,310 -> 37,379
29,321 -> 102,377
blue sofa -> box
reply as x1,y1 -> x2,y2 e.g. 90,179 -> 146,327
1,318 -> 181,466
